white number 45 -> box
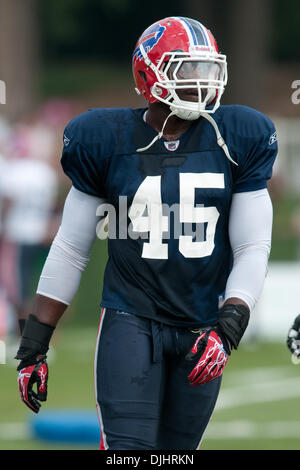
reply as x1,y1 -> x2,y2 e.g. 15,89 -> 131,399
129,173 -> 224,259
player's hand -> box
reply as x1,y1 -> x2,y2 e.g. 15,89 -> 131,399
186,303 -> 250,386
186,328 -> 229,385
17,358 -> 48,413
287,314 -> 300,364
15,314 -> 55,413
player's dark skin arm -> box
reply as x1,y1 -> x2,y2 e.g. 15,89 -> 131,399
18,295 -> 67,362
19,294 -> 68,327
224,297 -> 249,309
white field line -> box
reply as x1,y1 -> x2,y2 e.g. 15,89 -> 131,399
223,365 -> 295,386
206,420 -> 300,439
0,423 -> 28,440
216,375 -> 300,410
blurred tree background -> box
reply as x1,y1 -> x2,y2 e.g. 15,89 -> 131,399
0,0 -> 300,327
1,0 -> 300,119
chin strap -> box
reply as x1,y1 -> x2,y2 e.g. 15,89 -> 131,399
136,111 -> 176,153
136,108 -> 238,166
200,113 -> 238,166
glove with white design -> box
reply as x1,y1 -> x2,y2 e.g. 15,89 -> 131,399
15,314 -> 55,413
186,328 -> 229,386
287,314 -> 300,365
186,304 -> 250,386
17,360 -> 49,413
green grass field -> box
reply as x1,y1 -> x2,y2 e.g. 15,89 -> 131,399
1,326 -> 300,451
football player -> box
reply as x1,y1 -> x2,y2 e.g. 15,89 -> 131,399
16,17 -> 278,450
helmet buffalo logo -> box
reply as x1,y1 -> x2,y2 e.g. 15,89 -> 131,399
133,24 -> 166,61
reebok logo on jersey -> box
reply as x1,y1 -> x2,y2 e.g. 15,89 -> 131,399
269,131 -> 277,145
63,134 -> 70,147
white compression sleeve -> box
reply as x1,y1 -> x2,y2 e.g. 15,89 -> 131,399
37,186 -> 106,305
224,189 -> 273,311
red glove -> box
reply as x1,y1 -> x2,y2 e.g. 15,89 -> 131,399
16,314 -> 54,413
18,359 -> 48,413
186,329 -> 229,386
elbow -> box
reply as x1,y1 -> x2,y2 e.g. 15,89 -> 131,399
232,239 -> 271,260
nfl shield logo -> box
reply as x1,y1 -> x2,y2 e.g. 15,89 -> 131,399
164,140 -> 180,151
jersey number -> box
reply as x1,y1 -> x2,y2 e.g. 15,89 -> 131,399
128,173 -> 225,259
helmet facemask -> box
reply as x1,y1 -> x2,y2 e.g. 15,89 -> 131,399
150,50 -> 227,120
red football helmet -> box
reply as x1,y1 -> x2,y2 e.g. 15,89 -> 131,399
132,17 -> 227,119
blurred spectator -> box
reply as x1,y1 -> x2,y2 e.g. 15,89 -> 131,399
0,116 -> 14,340
0,116 -> 11,232
0,108 -> 63,328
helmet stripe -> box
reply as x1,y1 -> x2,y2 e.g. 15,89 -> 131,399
195,21 -> 211,46
176,17 -> 198,46
178,17 -> 208,46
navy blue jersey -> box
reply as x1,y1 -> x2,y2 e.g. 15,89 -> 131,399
61,105 -> 277,328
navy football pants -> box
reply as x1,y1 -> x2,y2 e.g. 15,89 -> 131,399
94,308 -> 221,450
